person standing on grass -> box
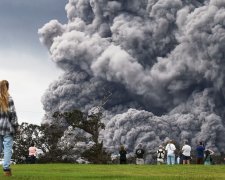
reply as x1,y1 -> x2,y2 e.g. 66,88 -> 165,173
0,80 -> 18,176
165,140 -> 176,165
135,143 -> 145,165
28,142 -> 37,164
196,141 -> 205,164
119,145 -> 127,164
176,150 -> 183,164
181,141 -> 191,164
204,148 -> 214,165
157,145 -> 165,165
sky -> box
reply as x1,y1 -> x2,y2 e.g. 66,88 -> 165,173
0,0 -> 68,125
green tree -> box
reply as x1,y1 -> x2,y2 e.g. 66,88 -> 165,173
13,123 -> 45,163
53,109 -> 110,164
13,122 -> 66,163
38,123 -> 65,163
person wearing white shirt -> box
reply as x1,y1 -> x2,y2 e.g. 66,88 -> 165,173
182,141 -> 191,164
165,140 -> 176,165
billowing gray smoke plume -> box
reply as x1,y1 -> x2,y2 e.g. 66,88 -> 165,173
39,0 -> 225,161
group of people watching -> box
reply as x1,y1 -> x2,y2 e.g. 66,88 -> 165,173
0,79 -> 221,178
119,143 -> 145,165
157,140 -> 214,165
119,140 -> 215,165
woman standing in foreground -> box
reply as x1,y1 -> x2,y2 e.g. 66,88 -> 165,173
0,80 -> 18,176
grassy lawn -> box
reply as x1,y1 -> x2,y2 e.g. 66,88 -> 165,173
1,164 -> 225,179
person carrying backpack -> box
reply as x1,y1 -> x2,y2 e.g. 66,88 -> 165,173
157,145 -> 165,165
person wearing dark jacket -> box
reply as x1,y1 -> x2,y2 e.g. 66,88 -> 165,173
0,80 -> 18,176
135,144 -> 145,165
119,145 -> 127,164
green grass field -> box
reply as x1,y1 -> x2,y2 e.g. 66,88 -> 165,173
1,164 -> 225,179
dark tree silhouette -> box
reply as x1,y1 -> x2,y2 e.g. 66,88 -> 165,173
13,122 -> 66,163
53,109 -> 110,163
53,110 -> 104,144
13,123 -> 45,163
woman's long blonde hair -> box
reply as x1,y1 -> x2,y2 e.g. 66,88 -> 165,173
0,80 -> 9,112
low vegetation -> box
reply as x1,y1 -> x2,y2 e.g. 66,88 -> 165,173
2,164 -> 225,179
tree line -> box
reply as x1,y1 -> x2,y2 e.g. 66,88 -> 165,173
13,109 -> 111,164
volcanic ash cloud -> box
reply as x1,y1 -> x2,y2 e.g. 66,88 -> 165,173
39,0 -> 225,160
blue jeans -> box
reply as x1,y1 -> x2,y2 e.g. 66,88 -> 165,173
0,135 -> 13,170
167,154 -> 175,165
